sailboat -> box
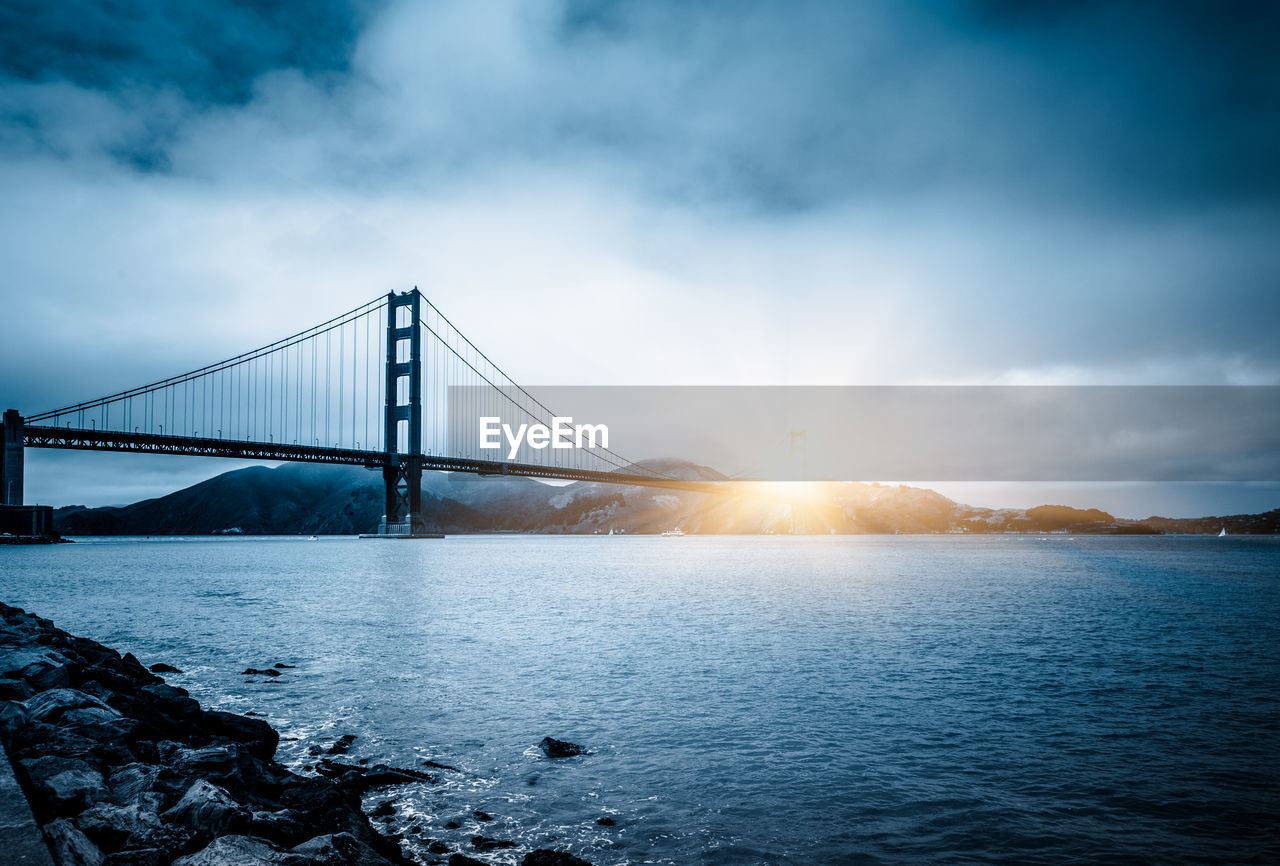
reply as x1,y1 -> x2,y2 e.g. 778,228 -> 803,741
1218,528 -> 1228,537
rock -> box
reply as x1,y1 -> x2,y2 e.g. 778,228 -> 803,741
248,809 -> 310,846
138,683 -> 200,717
471,835 -> 516,851
148,663 -> 183,674
0,697 -> 30,737
368,799 -> 396,817
242,668 -> 282,677
204,710 -> 280,760
293,832 -> 396,865
595,816 -> 615,826
0,675 -> 34,701
106,763 -> 173,807
449,855 -> 489,866
161,779 -> 251,841
522,851 -> 594,866
273,664 -> 296,669
9,720 -> 130,765
76,799 -> 187,853
0,604 -> 415,866
443,820 -> 461,830
120,653 -> 161,685
427,840 -> 450,854
103,849 -> 168,866
538,737 -> 583,758
44,818 -> 105,866
164,745 -> 242,786
313,759 -> 434,793
24,688 -> 121,724
172,835 -> 309,866
473,810 -> 492,821
21,755 -> 108,815
326,734 -> 357,755
421,759 -> 459,772
5,648 -> 75,691
59,708 -> 139,746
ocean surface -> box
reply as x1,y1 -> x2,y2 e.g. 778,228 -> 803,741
2,535 -> 1277,865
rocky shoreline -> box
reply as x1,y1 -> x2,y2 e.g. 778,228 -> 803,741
0,603 -> 592,866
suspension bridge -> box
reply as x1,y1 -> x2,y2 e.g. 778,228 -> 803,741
1,289 -> 713,538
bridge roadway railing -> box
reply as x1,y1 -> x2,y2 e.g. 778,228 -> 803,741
23,425 -> 728,495
23,425 -> 386,468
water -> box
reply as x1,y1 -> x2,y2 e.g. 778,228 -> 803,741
2,535 -> 1278,864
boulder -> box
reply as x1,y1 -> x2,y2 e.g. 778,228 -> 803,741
293,832 -> 397,865
107,763 -> 182,808
9,720 -> 130,765
325,734 -> 357,755
103,849 -> 167,866
4,648 -> 75,691
23,688 -> 120,725
148,663 -> 183,674
172,835 -> 310,866
448,855 -> 488,866
44,818 -> 105,866
538,737 -> 583,758
472,835 -> 516,851
0,697 -> 30,738
249,808 -> 310,846
204,710 -> 279,760
138,683 -> 199,718
120,653 -> 161,685
76,799 -> 188,853
522,851 -> 594,866
161,779 -> 251,841
0,675 -> 34,700
21,755 -> 108,815
163,744 -> 244,788
313,758 -> 434,793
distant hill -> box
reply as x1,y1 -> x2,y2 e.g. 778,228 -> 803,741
50,461 -> 1280,536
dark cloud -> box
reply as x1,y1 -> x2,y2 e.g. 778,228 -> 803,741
0,0 -> 377,103
3,0 -> 1278,214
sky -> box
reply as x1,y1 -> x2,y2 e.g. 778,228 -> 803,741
1,0 -> 1277,515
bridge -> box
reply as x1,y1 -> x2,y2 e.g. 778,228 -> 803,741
1,289 -> 713,537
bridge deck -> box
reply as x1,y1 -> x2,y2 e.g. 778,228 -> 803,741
23,426 -> 727,494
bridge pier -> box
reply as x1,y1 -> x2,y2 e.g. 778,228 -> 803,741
2,409 -> 23,506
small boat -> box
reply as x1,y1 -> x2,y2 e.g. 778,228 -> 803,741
1218,528 -> 1227,537
307,535 -> 319,541
661,528 -> 685,537
608,528 -> 615,536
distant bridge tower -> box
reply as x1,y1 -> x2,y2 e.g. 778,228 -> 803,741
381,290 -> 425,535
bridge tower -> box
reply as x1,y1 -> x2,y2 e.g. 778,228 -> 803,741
381,290 -> 425,535
1,409 -> 23,506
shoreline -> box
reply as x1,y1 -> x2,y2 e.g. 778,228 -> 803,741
0,603 -> 592,866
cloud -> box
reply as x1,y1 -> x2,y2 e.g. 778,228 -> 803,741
1,0 -> 1277,507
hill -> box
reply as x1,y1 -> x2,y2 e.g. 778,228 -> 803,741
49,462 -> 1280,536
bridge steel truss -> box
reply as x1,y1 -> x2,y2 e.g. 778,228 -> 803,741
15,424 -> 724,497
